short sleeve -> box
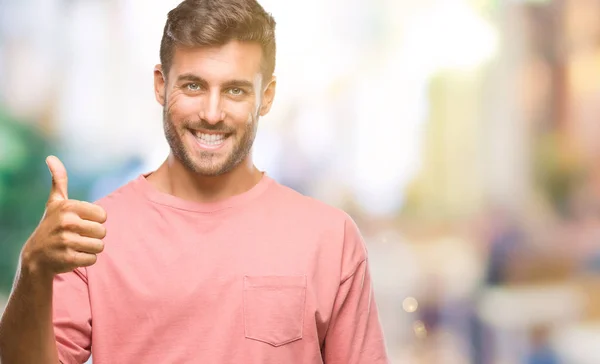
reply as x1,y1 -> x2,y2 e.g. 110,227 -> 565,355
322,215 -> 390,363
53,268 -> 92,364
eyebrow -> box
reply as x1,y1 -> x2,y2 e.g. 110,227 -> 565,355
176,73 -> 208,86
222,80 -> 254,90
176,73 -> 254,90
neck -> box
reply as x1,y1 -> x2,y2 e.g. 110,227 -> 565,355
147,153 -> 263,203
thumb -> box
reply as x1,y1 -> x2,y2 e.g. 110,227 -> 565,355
46,155 -> 68,203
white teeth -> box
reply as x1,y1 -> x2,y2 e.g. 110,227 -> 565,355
195,132 -> 226,146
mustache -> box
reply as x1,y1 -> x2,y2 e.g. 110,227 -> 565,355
184,119 -> 235,133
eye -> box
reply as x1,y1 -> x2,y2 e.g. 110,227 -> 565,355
186,83 -> 201,91
228,88 -> 244,96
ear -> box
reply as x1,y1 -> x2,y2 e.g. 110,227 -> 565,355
259,76 -> 276,116
154,64 -> 166,106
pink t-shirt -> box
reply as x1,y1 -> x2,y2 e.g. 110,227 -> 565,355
53,172 -> 389,363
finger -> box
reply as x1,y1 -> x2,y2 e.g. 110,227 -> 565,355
70,220 -> 107,239
69,201 -> 107,223
66,250 -> 97,268
46,156 -> 68,203
68,237 -> 105,255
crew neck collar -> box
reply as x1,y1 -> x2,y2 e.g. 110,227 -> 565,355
131,171 -> 274,212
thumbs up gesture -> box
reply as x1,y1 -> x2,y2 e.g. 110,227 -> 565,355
21,156 -> 107,276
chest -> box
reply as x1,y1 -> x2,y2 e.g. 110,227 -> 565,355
89,212 -> 340,344
90,243 -> 324,354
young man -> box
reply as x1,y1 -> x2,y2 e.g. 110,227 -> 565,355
0,0 -> 390,363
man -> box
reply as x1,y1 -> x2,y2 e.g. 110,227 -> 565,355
0,0 -> 390,363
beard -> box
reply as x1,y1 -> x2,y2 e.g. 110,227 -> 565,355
163,107 -> 258,176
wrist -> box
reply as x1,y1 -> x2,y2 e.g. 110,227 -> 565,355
19,249 -> 54,283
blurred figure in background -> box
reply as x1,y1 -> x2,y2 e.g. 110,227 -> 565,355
526,325 -> 560,364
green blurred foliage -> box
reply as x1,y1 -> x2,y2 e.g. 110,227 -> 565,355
0,108 -> 53,293
0,109 -> 91,294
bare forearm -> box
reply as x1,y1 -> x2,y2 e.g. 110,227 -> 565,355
0,156 -> 97,364
0,263 -> 60,364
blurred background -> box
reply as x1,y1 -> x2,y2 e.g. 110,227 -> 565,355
1,0 -> 600,362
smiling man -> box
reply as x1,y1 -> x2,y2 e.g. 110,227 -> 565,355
0,1 -> 390,363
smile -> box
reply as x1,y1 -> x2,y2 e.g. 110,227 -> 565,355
190,129 -> 231,150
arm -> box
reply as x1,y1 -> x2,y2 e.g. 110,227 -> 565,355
323,259 -> 390,363
322,216 -> 390,364
0,262 -> 61,364
1,156 -> 103,364
0,261 -> 93,364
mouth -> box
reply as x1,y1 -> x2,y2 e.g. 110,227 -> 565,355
189,129 -> 232,150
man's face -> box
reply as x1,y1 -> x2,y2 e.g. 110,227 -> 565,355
154,41 -> 276,176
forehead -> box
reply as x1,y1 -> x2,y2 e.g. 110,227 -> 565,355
168,41 -> 263,82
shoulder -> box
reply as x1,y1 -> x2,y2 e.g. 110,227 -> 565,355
267,179 -> 355,226
268,180 -> 368,276
267,179 -> 364,251
91,175 -> 144,213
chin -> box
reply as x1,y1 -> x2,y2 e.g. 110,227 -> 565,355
189,158 -> 235,177
193,167 -> 228,177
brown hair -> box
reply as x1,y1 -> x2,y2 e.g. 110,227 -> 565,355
160,0 -> 276,79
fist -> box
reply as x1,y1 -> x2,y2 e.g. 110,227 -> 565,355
21,156 -> 107,276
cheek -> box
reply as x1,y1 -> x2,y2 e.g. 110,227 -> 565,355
167,93 -> 202,121
223,99 -> 256,124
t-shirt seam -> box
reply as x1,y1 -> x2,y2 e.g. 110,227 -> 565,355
339,216 -> 368,283
340,257 -> 366,284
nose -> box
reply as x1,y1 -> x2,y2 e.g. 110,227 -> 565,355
200,90 -> 225,124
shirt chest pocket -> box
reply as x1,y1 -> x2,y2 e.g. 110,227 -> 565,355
243,275 -> 307,347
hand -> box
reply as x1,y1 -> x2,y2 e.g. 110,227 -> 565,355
21,156 -> 107,276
